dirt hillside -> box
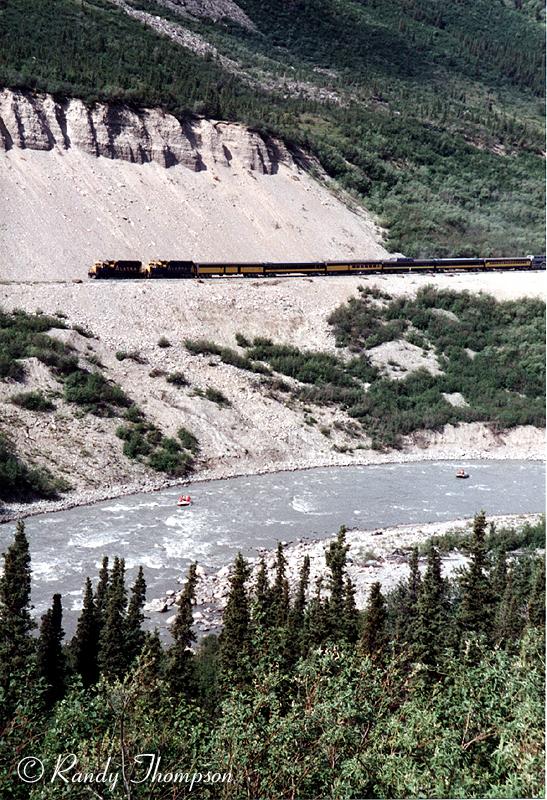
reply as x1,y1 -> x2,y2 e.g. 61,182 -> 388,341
0,89 -> 387,281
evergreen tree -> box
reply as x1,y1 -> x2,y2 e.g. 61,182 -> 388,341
289,555 -> 310,634
126,566 -> 147,664
139,630 -> 164,696
219,553 -> 252,687
37,593 -> 65,707
416,546 -> 448,668
325,526 -> 350,639
71,577 -> 99,687
94,555 -> 109,630
342,576 -> 359,644
167,563 -> 198,696
0,522 -> 35,723
360,582 -> 387,660
252,556 -> 271,629
494,572 -> 524,645
392,547 -> 422,654
302,576 -> 329,652
458,512 -> 493,638
490,547 -> 508,599
271,543 -> 290,628
98,557 -> 128,680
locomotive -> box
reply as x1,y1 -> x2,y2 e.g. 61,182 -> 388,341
88,255 -> 545,279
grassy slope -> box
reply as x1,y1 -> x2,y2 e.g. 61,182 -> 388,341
0,0 -> 544,254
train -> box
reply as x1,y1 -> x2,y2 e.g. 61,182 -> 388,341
88,255 -> 546,279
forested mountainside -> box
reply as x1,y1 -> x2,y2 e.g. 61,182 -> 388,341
0,0 -> 544,256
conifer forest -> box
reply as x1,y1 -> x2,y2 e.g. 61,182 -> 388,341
0,515 -> 544,798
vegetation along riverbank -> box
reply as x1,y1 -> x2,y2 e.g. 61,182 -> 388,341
0,276 -> 544,520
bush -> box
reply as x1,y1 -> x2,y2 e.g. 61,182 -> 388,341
122,430 -> 152,459
11,390 -> 55,412
148,447 -> 193,477
185,339 -> 220,356
235,332 -> 251,348
157,336 -> 171,348
72,324 -> 94,339
0,433 -> 69,502
177,426 -> 200,454
115,350 -> 146,364
63,369 -> 130,414
123,404 -> 144,422
204,387 -> 231,406
166,371 -> 189,387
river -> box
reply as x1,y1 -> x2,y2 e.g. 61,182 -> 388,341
0,460 -> 544,631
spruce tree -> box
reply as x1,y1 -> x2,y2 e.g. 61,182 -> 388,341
94,555 -> 109,630
271,543 -> 290,628
458,512 -> 493,638
342,576 -> 359,644
253,556 -> 271,629
416,546 -> 448,667
325,526 -> 350,639
72,577 -> 99,687
167,563 -> 198,696
290,555 -> 310,632
302,576 -> 329,652
37,593 -> 65,706
490,547 -> 508,599
392,547 -> 422,655
139,630 -> 164,701
219,553 -> 252,687
98,557 -> 128,680
360,582 -> 387,660
494,572 -> 524,646
126,566 -> 147,664
0,522 -> 35,723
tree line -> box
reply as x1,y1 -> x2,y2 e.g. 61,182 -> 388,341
0,513 -> 544,797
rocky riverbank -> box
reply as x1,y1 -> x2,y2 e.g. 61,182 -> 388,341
1,440 -> 543,524
144,512 -> 543,635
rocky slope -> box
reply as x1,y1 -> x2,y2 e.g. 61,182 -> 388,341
0,88 -> 291,170
0,89 -> 388,281
1,272 -> 544,521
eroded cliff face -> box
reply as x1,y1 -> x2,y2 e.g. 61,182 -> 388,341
0,89 -> 289,173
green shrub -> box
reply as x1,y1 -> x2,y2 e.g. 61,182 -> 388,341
122,430 -> 152,459
157,336 -> 171,348
123,404 -> 144,422
235,332 -> 251,348
0,433 -> 69,502
115,350 -> 146,364
166,371 -> 189,387
204,387 -> 231,406
11,390 -> 55,412
185,339 -> 221,356
177,427 -> 200,454
63,369 -> 130,414
72,324 -> 94,339
148,447 -> 193,477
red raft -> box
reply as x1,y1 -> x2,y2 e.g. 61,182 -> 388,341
177,494 -> 192,507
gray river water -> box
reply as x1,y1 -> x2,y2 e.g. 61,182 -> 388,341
0,460 -> 544,630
